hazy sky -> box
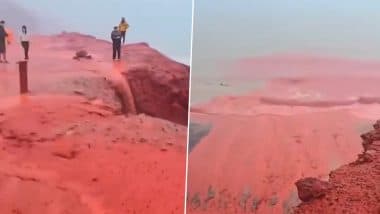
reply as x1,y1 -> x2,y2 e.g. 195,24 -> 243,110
1,0 -> 192,63
190,0 -> 380,103
193,0 -> 380,61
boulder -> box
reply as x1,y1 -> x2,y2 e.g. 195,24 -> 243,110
76,50 -> 88,58
73,50 -> 92,60
295,177 -> 332,202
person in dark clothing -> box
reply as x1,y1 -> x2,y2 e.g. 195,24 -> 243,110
111,26 -> 122,60
0,20 -> 8,63
20,25 -> 30,60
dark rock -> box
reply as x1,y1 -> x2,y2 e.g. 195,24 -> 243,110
373,120 -> 380,130
76,50 -> 88,58
52,150 -> 78,160
361,128 -> 380,152
73,50 -> 92,60
353,152 -> 374,165
295,177 -> 332,202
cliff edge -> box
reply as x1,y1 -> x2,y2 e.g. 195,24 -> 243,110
295,121 -> 380,214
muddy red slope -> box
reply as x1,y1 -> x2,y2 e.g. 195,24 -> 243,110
0,32 -> 188,214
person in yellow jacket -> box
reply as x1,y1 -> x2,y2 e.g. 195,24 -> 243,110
118,17 -> 129,44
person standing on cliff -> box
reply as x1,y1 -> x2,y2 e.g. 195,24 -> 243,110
118,17 -> 129,44
0,20 -> 9,63
111,26 -> 122,60
20,25 -> 30,60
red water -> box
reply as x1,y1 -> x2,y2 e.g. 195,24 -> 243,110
187,54 -> 379,213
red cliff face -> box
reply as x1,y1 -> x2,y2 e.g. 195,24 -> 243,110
122,43 -> 190,125
295,120 -> 380,214
2,32 -> 189,125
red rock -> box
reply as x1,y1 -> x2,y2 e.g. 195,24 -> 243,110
295,177 -> 332,202
75,50 -> 88,58
52,143 -> 79,160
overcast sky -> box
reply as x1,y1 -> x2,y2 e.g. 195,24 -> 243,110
0,0 -> 192,63
193,0 -> 380,61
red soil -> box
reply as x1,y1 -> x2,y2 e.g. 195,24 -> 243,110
0,33 -> 187,213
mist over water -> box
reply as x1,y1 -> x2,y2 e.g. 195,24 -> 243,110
193,0 -> 380,60
190,0 -> 380,103
190,59 -> 264,104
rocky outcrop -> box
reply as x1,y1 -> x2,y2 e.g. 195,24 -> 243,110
294,121 -> 380,213
360,121 -> 380,153
122,43 -> 189,125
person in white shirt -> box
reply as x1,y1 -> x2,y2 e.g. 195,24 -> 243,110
20,25 -> 29,60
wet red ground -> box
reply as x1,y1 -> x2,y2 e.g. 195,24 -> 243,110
187,54 -> 380,213
0,33 -> 187,214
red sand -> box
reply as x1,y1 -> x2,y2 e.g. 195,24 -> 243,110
187,54 -> 380,213
0,33 -> 187,213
